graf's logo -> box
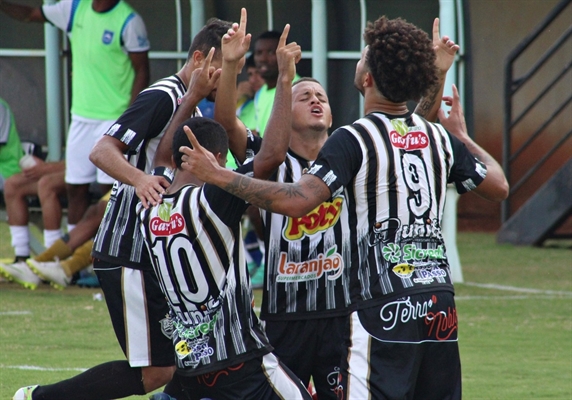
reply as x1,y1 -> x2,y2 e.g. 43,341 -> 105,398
389,119 -> 428,150
283,197 -> 343,240
150,203 -> 185,236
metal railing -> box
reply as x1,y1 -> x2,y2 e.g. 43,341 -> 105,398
502,0 -> 572,222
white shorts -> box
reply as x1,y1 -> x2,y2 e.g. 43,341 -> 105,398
65,115 -> 116,185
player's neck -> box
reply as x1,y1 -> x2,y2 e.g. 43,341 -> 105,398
92,0 -> 120,13
364,92 -> 408,116
168,171 -> 202,194
290,131 -> 328,161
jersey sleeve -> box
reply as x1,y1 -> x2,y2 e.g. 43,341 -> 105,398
202,162 -> 254,225
41,0 -> 72,32
306,127 -> 363,199
232,129 -> 261,167
447,132 -> 488,194
121,13 -> 150,52
103,89 -> 174,154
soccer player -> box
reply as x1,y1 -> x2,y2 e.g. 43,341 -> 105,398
213,13 -> 461,399
12,19 -> 226,400
177,16 -> 509,400
139,21 -> 311,399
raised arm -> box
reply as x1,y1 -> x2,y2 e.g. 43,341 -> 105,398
251,23 -> 301,179
414,18 -> 459,122
438,84 -> 509,202
180,125 -> 330,217
0,1 -> 46,23
213,7 -> 251,163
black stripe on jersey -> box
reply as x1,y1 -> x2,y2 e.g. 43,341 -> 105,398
363,114 -> 400,232
422,119 -> 444,222
181,187 -> 231,297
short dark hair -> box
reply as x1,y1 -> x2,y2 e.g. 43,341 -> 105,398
292,77 -> 322,87
172,117 -> 229,168
187,18 -> 232,61
364,16 -> 438,103
255,30 -> 281,44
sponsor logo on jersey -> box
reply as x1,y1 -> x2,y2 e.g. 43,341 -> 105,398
102,30 -> 114,45
150,203 -> 185,236
389,119 -> 429,150
369,217 -> 401,246
392,262 -> 447,284
276,246 -> 343,282
178,336 -> 214,367
382,243 -> 445,264
173,314 -> 218,341
283,197 -> 343,240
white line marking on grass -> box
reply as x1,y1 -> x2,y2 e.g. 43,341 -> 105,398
0,311 -> 32,315
1,364 -> 87,372
464,282 -> 572,296
456,295 -> 570,300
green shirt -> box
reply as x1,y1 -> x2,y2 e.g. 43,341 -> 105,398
70,0 -> 136,120
0,98 -> 23,179
253,74 -> 301,137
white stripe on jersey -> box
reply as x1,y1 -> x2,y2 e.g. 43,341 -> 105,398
123,268 -> 151,367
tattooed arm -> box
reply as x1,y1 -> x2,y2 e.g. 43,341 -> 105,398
179,125 -> 330,217
414,18 -> 460,122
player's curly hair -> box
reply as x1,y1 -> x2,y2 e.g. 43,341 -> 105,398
364,16 -> 438,103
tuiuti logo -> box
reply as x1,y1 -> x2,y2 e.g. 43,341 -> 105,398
283,197 -> 343,240
389,119 -> 428,150
150,202 -> 185,236
276,246 -> 343,283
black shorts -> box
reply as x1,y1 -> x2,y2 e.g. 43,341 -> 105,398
182,353 -> 312,400
341,291 -> 461,400
94,260 -> 174,367
265,317 -> 347,400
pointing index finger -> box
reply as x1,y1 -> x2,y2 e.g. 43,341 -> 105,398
278,24 -> 290,48
183,125 -> 199,149
433,18 -> 440,41
239,8 -> 247,34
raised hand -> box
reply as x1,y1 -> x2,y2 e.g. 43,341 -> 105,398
438,84 -> 468,139
222,7 -> 251,65
185,47 -> 222,103
276,24 -> 301,83
180,125 -> 224,183
432,18 -> 460,75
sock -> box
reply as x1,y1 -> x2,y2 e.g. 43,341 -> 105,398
33,239 -> 73,262
164,371 -> 189,398
67,223 -> 76,233
32,361 -> 146,400
9,225 -> 30,259
43,229 -> 62,249
60,240 -> 94,276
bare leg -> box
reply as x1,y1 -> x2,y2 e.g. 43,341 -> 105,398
66,183 -> 91,225
4,172 -> 39,226
67,199 -> 108,250
37,171 -> 66,230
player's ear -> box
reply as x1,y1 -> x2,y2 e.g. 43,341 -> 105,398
192,50 -> 205,68
215,152 -> 227,167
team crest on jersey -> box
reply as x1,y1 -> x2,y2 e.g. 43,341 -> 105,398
276,246 -> 343,283
389,119 -> 428,150
150,203 -> 185,236
283,197 -> 343,240
102,30 -> 114,45
159,316 -> 174,339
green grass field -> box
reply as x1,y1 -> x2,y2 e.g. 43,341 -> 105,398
0,222 -> 570,399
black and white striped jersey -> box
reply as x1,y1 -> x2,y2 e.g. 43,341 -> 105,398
244,136 -> 353,321
93,75 -> 195,270
138,170 -> 273,376
308,111 -> 487,309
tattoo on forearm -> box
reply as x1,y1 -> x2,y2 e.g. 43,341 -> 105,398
416,83 -> 440,118
223,175 -> 308,212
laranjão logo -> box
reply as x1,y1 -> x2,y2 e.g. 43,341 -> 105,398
389,119 -> 429,150
283,197 -> 343,240
276,246 -> 343,283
